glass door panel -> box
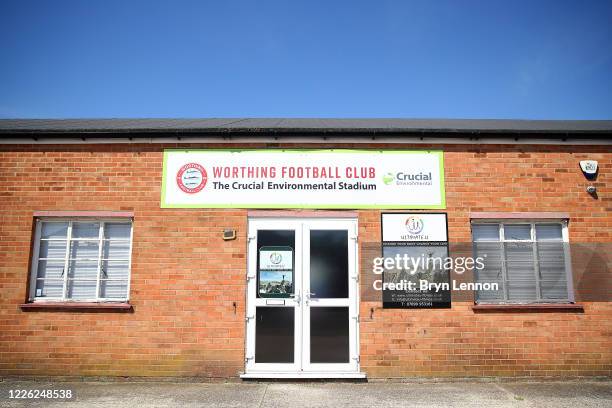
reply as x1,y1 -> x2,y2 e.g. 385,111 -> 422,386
310,307 -> 350,363
309,230 -> 348,299
303,221 -> 358,373
255,307 -> 295,363
246,220 -> 302,373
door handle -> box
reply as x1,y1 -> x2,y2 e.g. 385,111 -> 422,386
306,292 -> 316,300
289,293 -> 301,304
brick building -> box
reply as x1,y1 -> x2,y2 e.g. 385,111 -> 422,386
0,119 -> 610,379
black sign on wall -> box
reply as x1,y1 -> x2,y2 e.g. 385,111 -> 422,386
381,213 -> 451,309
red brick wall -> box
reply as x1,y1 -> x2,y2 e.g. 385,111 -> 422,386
0,143 -> 610,378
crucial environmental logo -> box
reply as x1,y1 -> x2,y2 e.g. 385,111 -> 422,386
382,172 -> 395,185
382,171 -> 433,186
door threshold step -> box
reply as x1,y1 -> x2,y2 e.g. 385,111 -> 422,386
241,372 -> 366,379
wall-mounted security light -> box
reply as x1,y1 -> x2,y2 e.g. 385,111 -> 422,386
223,229 -> 236,241
580,160 -> 598,180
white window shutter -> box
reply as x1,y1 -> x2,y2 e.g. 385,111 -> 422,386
473,241 -> 504,301
472,224 -> 504,302
504,241 -> 537,301
536,224 -> 568,300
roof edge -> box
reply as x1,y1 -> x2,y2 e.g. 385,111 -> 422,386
1,118 -> 612,136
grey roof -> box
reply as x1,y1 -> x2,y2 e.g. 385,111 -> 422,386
0,118 -> 611,136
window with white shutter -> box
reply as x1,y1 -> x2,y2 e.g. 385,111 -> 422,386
471,221 -> 572,304
30,219 -> 133,302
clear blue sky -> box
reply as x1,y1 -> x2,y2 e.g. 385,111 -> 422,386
1,0 -> 611,119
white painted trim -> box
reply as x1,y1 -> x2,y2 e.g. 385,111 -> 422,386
62,222 -> 72,299
248,217 -> 358,223
561,221 -> 575,303
28,220 -> 43,300
240,372 -> 366,379
95,222 -> 104,299
125,220 -> 134,302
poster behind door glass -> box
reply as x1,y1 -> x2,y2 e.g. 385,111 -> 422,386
258,245 -> 294,298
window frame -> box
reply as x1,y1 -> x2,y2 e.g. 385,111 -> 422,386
471,219 -> 574,304
28,217 -> 134,303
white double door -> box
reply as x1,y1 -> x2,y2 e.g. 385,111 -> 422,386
244,218 -> 360,377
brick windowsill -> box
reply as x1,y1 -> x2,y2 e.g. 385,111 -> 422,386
472,303 -> 584,312
20,302 -> 133,312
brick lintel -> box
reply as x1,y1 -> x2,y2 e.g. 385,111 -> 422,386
470,212 -> 570,219
33,211 -> 134,218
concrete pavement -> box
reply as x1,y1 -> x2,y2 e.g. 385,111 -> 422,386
0,378 -> 611,408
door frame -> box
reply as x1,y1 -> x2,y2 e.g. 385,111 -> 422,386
301,219 -> 359,373
242,217 -> 364,379
245,218 -> 303,374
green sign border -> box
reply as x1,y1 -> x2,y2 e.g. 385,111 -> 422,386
161,149 -> 446,209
